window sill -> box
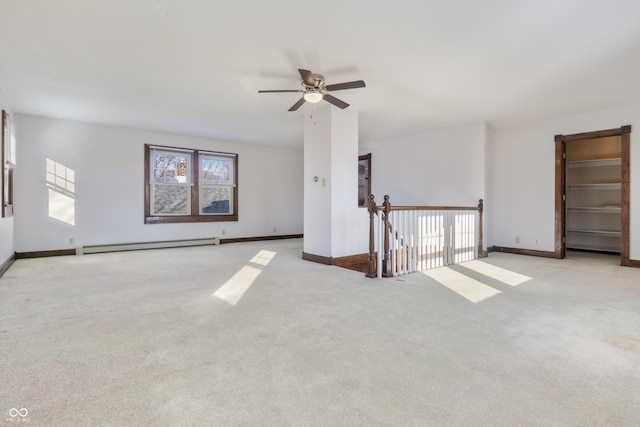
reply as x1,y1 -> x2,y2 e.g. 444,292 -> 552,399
145,214 -> 238,224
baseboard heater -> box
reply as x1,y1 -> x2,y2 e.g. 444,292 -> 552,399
77,237 -> 220,255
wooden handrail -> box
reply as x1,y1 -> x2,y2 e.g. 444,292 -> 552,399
367,204 -> 481,211
389,205 -> 481,211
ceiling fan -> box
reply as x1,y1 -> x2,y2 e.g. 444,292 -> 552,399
258,68 -> 366,111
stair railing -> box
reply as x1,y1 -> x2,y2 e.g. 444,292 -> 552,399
367,195 -> 486,278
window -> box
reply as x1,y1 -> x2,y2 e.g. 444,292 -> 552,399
150,147 -> 192,216
144,144 -> 238,224
199,152 -> 235,215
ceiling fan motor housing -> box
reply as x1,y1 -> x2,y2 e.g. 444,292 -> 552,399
302,74 -> 325,90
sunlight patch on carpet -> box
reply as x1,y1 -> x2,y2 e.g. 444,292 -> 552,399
250,250 -> 277,266
213,265 -> 261,306
213,250 -> 276,305
423,267 -> 501,303
460,260 -> 532,286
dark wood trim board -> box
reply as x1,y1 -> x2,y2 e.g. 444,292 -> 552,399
220,234 -> 303,244
302,252 -> 369,273
15,249 -> 76,259
488,246 -> 558,258
0,252 -> 16,277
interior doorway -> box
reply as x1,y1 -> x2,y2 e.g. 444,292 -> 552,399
555,126 -> 631,265
358,153 -> 371,207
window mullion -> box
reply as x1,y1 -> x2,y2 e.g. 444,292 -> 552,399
191,150 -> 200,215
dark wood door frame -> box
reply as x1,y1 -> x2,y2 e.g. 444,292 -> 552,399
554,125 -> 631,265
358,153 -> 372,207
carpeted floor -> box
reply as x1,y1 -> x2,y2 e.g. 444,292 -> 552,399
1,239 -> 639,426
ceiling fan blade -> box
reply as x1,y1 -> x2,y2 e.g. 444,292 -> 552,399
325,80 -> 366,91
298,69 -> 315,86
322,94 -> 350,109
258,90 -> 303,93
288,97 -> 306,111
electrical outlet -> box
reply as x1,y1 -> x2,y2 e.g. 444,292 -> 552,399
535,239 -> 539,245
221,229 -> 226,235
273,227 -> 276,233
515,236 -> 521,244
68,237 -> 75,244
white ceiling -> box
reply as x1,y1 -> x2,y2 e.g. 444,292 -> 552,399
2,0 -> 640,148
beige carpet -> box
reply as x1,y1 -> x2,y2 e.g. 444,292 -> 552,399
1,239 -> 639,426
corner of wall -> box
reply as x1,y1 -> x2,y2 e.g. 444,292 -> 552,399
0,102 -> 15,263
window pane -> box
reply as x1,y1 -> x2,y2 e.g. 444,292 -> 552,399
152,150 -> 191,184
152,184 -> 190,215
200,154 -> 234,185
200,186 -> 232,214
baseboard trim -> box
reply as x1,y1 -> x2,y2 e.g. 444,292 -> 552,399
220,234 -> 303,244
490,246 -> 640,267
0,252 -> 16,277
627,258 -> 640,268
15,249 -> 77,259
13,234 -> 304,260
302,252 -> 332,265
302,252 -> 369,273
80,237 -> 219,254
488,246 -> 558,258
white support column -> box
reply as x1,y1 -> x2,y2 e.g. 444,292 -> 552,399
303,106 -> 364,260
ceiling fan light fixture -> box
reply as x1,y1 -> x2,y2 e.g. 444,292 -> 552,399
304,91 -> 323,103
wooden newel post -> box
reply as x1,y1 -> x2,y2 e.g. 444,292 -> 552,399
366,194 -> 379,278
382,195 -> 392,277
478,199 -> 487,258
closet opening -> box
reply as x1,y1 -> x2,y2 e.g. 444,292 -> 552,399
555,126 -> 631,265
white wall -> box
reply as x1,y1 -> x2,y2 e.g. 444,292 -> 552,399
0,212 -> 13,265
357,122 -> 487,255
14,114 -> 303,252
488,102 -> 640,260
0,100 -> 14,265
329,108 -> 367,258
360,123 -> 487,207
